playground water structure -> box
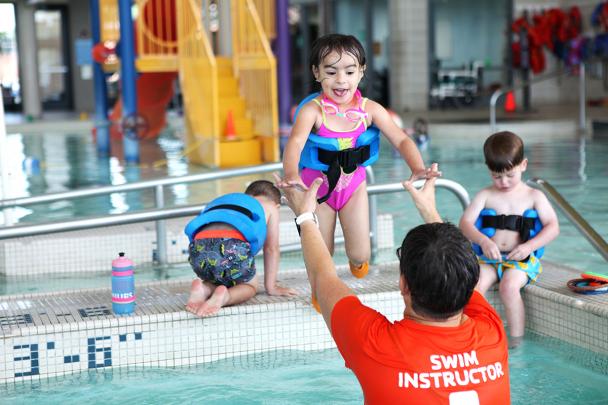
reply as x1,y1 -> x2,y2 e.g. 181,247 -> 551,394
92,0 -> 280,167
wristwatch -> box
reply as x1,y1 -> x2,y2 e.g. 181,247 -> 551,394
295,212 -> 319,236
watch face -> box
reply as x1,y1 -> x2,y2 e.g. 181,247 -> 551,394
294,218 -> 302,236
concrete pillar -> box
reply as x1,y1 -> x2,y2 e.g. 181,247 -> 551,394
16,2 -> 42,119
217,0 -> 232,56
388,0 -> 429,112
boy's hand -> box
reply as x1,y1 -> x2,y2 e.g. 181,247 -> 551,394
267,285 -> 298,297
506,243 -> 534,261
481,239 -> 502,261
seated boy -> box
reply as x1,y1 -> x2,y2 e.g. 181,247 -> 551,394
184,180 -> 297,317
460,131 -> 559,347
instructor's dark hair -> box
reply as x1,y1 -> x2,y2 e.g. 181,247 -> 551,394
245,180 -> 281,205
398,222 -> 479,320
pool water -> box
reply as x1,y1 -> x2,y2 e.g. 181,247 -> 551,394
2,332 -> 607,404
0,130 -> 607,292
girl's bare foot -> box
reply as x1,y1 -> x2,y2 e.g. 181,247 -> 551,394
185,279 -> 210,315
198,285 -> 230,317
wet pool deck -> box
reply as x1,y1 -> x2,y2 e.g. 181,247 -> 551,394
0,260 -> 605,333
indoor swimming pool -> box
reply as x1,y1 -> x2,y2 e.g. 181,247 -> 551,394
1,128 -> 607,403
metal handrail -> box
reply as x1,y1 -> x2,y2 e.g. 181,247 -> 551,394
368,179 -> 469,207
0,162 -> 283,208
0,162 -> 285,264
527,178 -> 608,261
0,179 -> 471,263
490,63 -> 586,133
0,149 -> 470,263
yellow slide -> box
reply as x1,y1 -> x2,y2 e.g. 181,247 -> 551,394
99,0 -> 279,168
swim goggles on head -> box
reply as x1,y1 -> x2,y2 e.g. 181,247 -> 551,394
320,90 -> 368,122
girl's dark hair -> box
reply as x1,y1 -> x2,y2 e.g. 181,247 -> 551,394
245,180 -> 281,205
399,223 -> 479,320
483,131 -> 525,173
310,34 -> 366,69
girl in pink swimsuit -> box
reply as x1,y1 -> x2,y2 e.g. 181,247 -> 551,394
280,34 -> 438,311
300,90 -> 369,211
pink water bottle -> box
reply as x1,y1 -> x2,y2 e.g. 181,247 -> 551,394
111,252 -> 136,315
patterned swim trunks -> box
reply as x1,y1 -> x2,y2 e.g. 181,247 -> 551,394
188,229 -> 256,287
478,252 -> 543,283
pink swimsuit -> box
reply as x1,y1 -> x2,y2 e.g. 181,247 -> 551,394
301,96 -> 369,211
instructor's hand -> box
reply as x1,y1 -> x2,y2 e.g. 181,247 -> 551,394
402,163 -> 442,224
274,173 -> 322,216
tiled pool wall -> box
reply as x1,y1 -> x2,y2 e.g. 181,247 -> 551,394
523,285 -> 608,357
0,287 -> 399,383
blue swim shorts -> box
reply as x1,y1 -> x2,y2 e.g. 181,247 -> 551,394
478,252 -> 543,283
188,230 -> 256,287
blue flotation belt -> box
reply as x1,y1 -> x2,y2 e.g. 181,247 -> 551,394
184,193 -> 267,255
294,92 -> 380,203
472,208 -> 544,259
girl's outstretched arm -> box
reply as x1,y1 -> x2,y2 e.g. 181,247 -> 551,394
281,103 -> 319,190
367,101 -> 439,181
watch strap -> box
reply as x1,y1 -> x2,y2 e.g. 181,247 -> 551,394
295,212 -> 318,225
294,212 -> 318,236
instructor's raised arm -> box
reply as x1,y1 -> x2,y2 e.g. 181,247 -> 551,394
277,176 -> 354,328
402,163 -> 442,224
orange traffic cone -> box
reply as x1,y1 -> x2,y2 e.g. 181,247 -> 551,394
224,110 -> 237,141
504,91 -> 516,113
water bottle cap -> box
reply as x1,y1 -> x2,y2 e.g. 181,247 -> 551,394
112,252 -> 134,269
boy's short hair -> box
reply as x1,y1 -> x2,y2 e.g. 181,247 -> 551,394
245,180 -> 281,205
399,222 -> 479,320
483,131 -> 525,173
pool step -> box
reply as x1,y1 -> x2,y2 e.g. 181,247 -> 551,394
0,263 -> 401,383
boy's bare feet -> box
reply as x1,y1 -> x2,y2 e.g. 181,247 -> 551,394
185,279 -> 210,315
198,285 -> 230,317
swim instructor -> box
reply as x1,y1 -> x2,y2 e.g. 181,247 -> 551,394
279,165 -> 511,404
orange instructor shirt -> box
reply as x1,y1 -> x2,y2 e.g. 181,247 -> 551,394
331,291 -> 510,404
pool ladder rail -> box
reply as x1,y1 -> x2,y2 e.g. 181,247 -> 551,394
527,178 -> 608,262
